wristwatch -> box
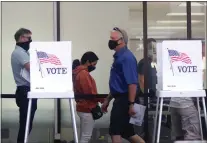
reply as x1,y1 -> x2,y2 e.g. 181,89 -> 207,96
128,101 -> 135,106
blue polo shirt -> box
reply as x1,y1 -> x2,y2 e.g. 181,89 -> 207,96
109,47 -> 138,94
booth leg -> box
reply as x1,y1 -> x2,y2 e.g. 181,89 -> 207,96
197,97 -> 203,140
156,97 -> 163,143
152,97 -> 160,143
69,99 -> 79,143
24,99 -> 32,143
202,97 -> 207,132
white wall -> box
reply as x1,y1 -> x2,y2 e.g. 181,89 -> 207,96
59,1 -> 130,132
1,3 -> 55,142
60,2 -> 129,94
2,2 -> 54,94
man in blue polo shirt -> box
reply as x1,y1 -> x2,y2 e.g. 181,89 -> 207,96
102,27 -> 145,143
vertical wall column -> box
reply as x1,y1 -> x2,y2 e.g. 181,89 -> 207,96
186,2 -> 192,40
205,2 -> 207,89
53,2 -> 61,143
143,1 -> 148,142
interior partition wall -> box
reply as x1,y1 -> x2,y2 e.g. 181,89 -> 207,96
1,2 -> 55,143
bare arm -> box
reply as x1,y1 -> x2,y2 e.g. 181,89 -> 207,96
128,84 -> 137,103
106,93 -> 113,102
138,74 -> 144,93
24,62 -> 30,72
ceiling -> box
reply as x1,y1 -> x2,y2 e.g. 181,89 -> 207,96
128,2 -> 206,40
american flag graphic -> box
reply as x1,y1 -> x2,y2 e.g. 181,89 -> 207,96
37,51 -> 62,65
168,49 -> 192,64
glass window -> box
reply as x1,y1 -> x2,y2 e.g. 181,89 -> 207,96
148,2 -> 187,41
147,2 -> 187,142
191,2 -> 206,88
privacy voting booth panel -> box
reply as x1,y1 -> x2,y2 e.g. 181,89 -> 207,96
29,41 -> 74,98
157,40 -> 203,91
25,42 -> 78,143
153,40 -> 207,143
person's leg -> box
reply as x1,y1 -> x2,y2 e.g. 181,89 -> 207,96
122,122 -> 145,143
128,135 -> 145,143
17,95 -> 29,143
109,98 -> 126,143
111,135 -> 122,143
16,86 -> 36,143
29,99 -> 37,133
170,107 -> 183,141
110,96 -> 145,143
15,87 -> 29,143
179,105 -> 201,140
77,112 -> 95,143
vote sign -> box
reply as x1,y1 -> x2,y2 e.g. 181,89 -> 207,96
30,41 -> 73,92
157,40 -> 203,91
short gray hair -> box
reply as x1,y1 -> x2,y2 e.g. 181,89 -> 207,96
14,28 -> 32,42
113,27 -> 128,44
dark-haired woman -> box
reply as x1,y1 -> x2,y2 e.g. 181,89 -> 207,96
72,51 -> 104,143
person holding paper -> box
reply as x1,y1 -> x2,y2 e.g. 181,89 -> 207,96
11,28 -> 37,143
101,27 -> 145,143
73,52 -> 104,143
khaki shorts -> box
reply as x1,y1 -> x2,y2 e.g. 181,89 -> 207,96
170,105 -> 201,140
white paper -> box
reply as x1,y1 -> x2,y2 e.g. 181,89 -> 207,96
20,68 -> 30,82
129,103 -> 146,126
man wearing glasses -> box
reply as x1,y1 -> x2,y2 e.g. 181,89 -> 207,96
11,28 -> 37,143
102,27 -> 145,143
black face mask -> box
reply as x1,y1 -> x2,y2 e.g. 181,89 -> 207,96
88,65 -> 96,72
16,37 -> 32,51
108,40 -> 119,50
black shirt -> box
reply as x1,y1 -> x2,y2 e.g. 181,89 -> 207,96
137,58 -> 157,92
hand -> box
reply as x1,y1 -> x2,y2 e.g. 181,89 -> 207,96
128,104 -> 136,117
101,99 -> 109,113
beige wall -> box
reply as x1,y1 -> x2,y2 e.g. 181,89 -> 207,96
1,2 -> 55,142
59,2 -> 132,140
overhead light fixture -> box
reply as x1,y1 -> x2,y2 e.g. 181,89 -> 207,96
179,2 -> 205,7
135,35 -> 171,40
149,26 -> 186,30
156,20 -> 202,24
139,31 -> 175,35
166,13 -> 205,16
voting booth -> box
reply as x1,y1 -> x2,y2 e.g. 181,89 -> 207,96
24,42 -> 78,143
152,40 -> 207,143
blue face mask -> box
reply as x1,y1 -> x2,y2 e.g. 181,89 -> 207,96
88,65 -> 96,72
